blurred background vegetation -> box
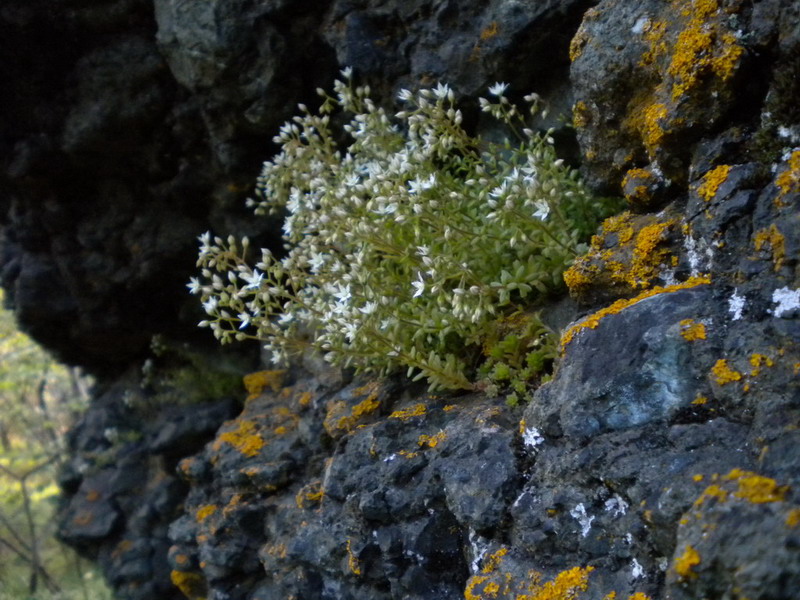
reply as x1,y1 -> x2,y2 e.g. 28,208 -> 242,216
0,290 -> 112,599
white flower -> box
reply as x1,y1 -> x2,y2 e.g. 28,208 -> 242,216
397,88 -> 413,102
202,296 -> 219,314
340,66 -> 353,79
488,82 -> 509,97
242,270 -> 265,290
411,273 -> 425,298
333,284 -> 352,305
433,82 -> 451,100
308,252 -> 326,274
533,199 -> 550,221
343,322 -> 359,342
360,301 -> 378,315
238,313 -> 251,329
187,277 -> 201,295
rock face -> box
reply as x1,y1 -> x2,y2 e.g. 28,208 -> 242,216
2,0 -> 800,599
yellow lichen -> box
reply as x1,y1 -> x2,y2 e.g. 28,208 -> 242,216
679,319 -> 707,341
480,22 -> 499,41
691,394 -> 708,405
346,539 -> 361,576
696,165 -> 731,202
667,0 -> 743,99
195,504 -> 217,523
749,353 -> 775,377
786,508 -> 800,527
560,276 -> 711,350
572,101 -> 590,129
640,20 -> 668,67
710,359 -> 742,385
628,595 -> 652,600
389,403 -> 427,420
243,370 -> 285,399
569,26 -> 590,62
418,430 -> 447,449
641,103 -> 668,153
298,391 -> 313,407
517,566 -> 594,600
170,570 -> 207,600
621,168 -> 657,206
296,481 -> 324,509
674,545 -> 700,580
217,420 -> 265,457
754,224 -> 786,271
482,547 -> 508,574
465,575 -> 490,600
775,149 -> 800,205
725,468 -> 788,504
484,581 -> 501,598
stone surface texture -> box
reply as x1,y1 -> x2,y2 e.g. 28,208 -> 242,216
1,0 -> 799,599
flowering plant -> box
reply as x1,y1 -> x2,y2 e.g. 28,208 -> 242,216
190,70 -> 616,393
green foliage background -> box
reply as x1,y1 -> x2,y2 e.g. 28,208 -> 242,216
0,290 -> 111,599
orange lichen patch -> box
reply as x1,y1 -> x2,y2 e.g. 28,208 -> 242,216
749,353 -> 775,377
565,212 -> 678,298
786,508 -> 800,527
111,539 -> 135,559
483,581 -> 501,597
170,570 -> 207,600
217,420 -> 265,457
346,539 -> 361,576
465,575 -> 490,600
696,165 -> 731,202
667,0 -> 743,100
775,149 -> 800,205
691,394 -> 708,405
298,391 -> 313,407
560,276 -> 711,350
572,101 -> 590,129
243,370 -> 285,399
398,449 -> 420,459
481,547 -> 508,574
694,483 -> 729,506
295,480 -> 324,509
621,168 -> 658,207
443,404 -> 458,412
679,319 -> 707,341
518,566 -> 594,600
694,469 -> 788,506
640,19 -> 668,67
640,103 -> 668,154
85,489 -> 101,502
725,468 -> 788,503
674,545 -> 701,580
418,430 -> 447,449
480,21 -> 499,41
195,504 -> 217,523
389,403 -> 427,420
711,359 -> 741,385
754,224 -> 786,271
324,383 -> 382,435
569,25 -> 590,62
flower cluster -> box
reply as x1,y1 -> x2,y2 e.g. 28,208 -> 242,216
191,70 -> 616,392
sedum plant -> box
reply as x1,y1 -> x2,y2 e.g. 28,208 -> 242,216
190,69 -> 615,394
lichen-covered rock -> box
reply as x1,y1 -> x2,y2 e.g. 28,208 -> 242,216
5,0 -> 800,599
